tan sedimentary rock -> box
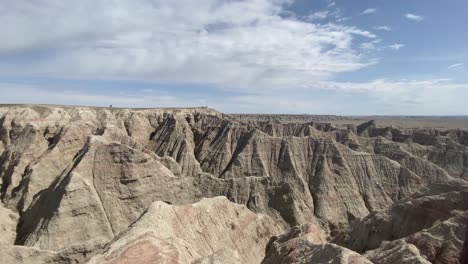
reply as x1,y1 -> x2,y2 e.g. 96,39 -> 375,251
148,113 -> 202,177
0,241 -> 98,264
87,197 -> 283,264
0,106 -> 434,240
334,186 -> 468,253
1,105 -> 468,263
0,242 -> 59,264
0,203 -> 18,244
192,250 -> 242,264
364,211 -> 468,264
262,223 -> 372,264
357,122 -> 468,180
15,168 -> 114,251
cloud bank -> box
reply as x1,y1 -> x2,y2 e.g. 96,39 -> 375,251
1,0 -> 466,114
2,78 -> 468,115
0,0 -> 377,90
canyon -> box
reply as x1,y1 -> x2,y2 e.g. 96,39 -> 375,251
0,105 -> 467,263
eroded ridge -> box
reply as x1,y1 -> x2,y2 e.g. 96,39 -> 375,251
0,105 -> 467,263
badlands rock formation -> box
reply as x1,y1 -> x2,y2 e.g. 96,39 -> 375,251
262,223 -> 373,264
87,196 -> 282,264
0,105 -> 467,263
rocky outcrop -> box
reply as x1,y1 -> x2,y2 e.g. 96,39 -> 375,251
0,203 -> 17,244
0,241 -> 98,264
87,197 -> 283,264
262,223 -> 372,264
334,185 -> 468,252
356,123 -> 468,180
364,210 -> 468,264
0,106 -> 448,239
460,229 -> 468,264
358,136 -> 453,184
331,184 -> 468,264
1,105 -> 467,263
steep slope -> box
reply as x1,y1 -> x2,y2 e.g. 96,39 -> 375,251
357,122 -> 468,180
364,210 -> 468,264
0,105 -> 467,263
262,223 -> 372,264
0,203 -> 17,244
334,185 -> 468,252
87,196 -> 283,264
333,184 -> 468,264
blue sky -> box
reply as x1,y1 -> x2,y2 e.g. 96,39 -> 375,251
0,0 -> 467,114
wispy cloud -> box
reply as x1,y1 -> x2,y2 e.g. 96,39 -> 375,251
0,83 -> 181,108
361,8 -> 377,15
360,39 -> 382,51
373,26 -> 392,31
389,44 -> 405,50
311,79 -> 468,115
405,13 -> 424,21
0,0 -> 378,91
361,42 -> 376,51
448,63 -> 464,69
3,78 -> 468,115
0,1 -> 466,115
307,11 -> 329,21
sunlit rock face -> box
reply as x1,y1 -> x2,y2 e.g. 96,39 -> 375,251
0,105 -> 467,263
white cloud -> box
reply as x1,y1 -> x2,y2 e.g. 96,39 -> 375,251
405,13 -> 424,21
0,83 -> 182,108
361,42 -> 376,50
0,1 -> 466,115
389,44 -> 405,50
307,11 -> 329,21
327,1 -> 336,8
0,0 -> 378,91
0,83 -> 346,114
361,8 -> 377,15
373,26 -> 392,31
360,39 -> 382,51
448,63 -> 464,69
3,78 -> 468,115
309,79 -> 468,114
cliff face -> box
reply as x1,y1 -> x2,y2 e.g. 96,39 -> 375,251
87,196 -> 283,264
0,105 -> 467,263
333,184 -> 468,264
262,223 -> 373,264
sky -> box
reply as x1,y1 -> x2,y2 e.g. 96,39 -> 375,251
0,0 -> 467,115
